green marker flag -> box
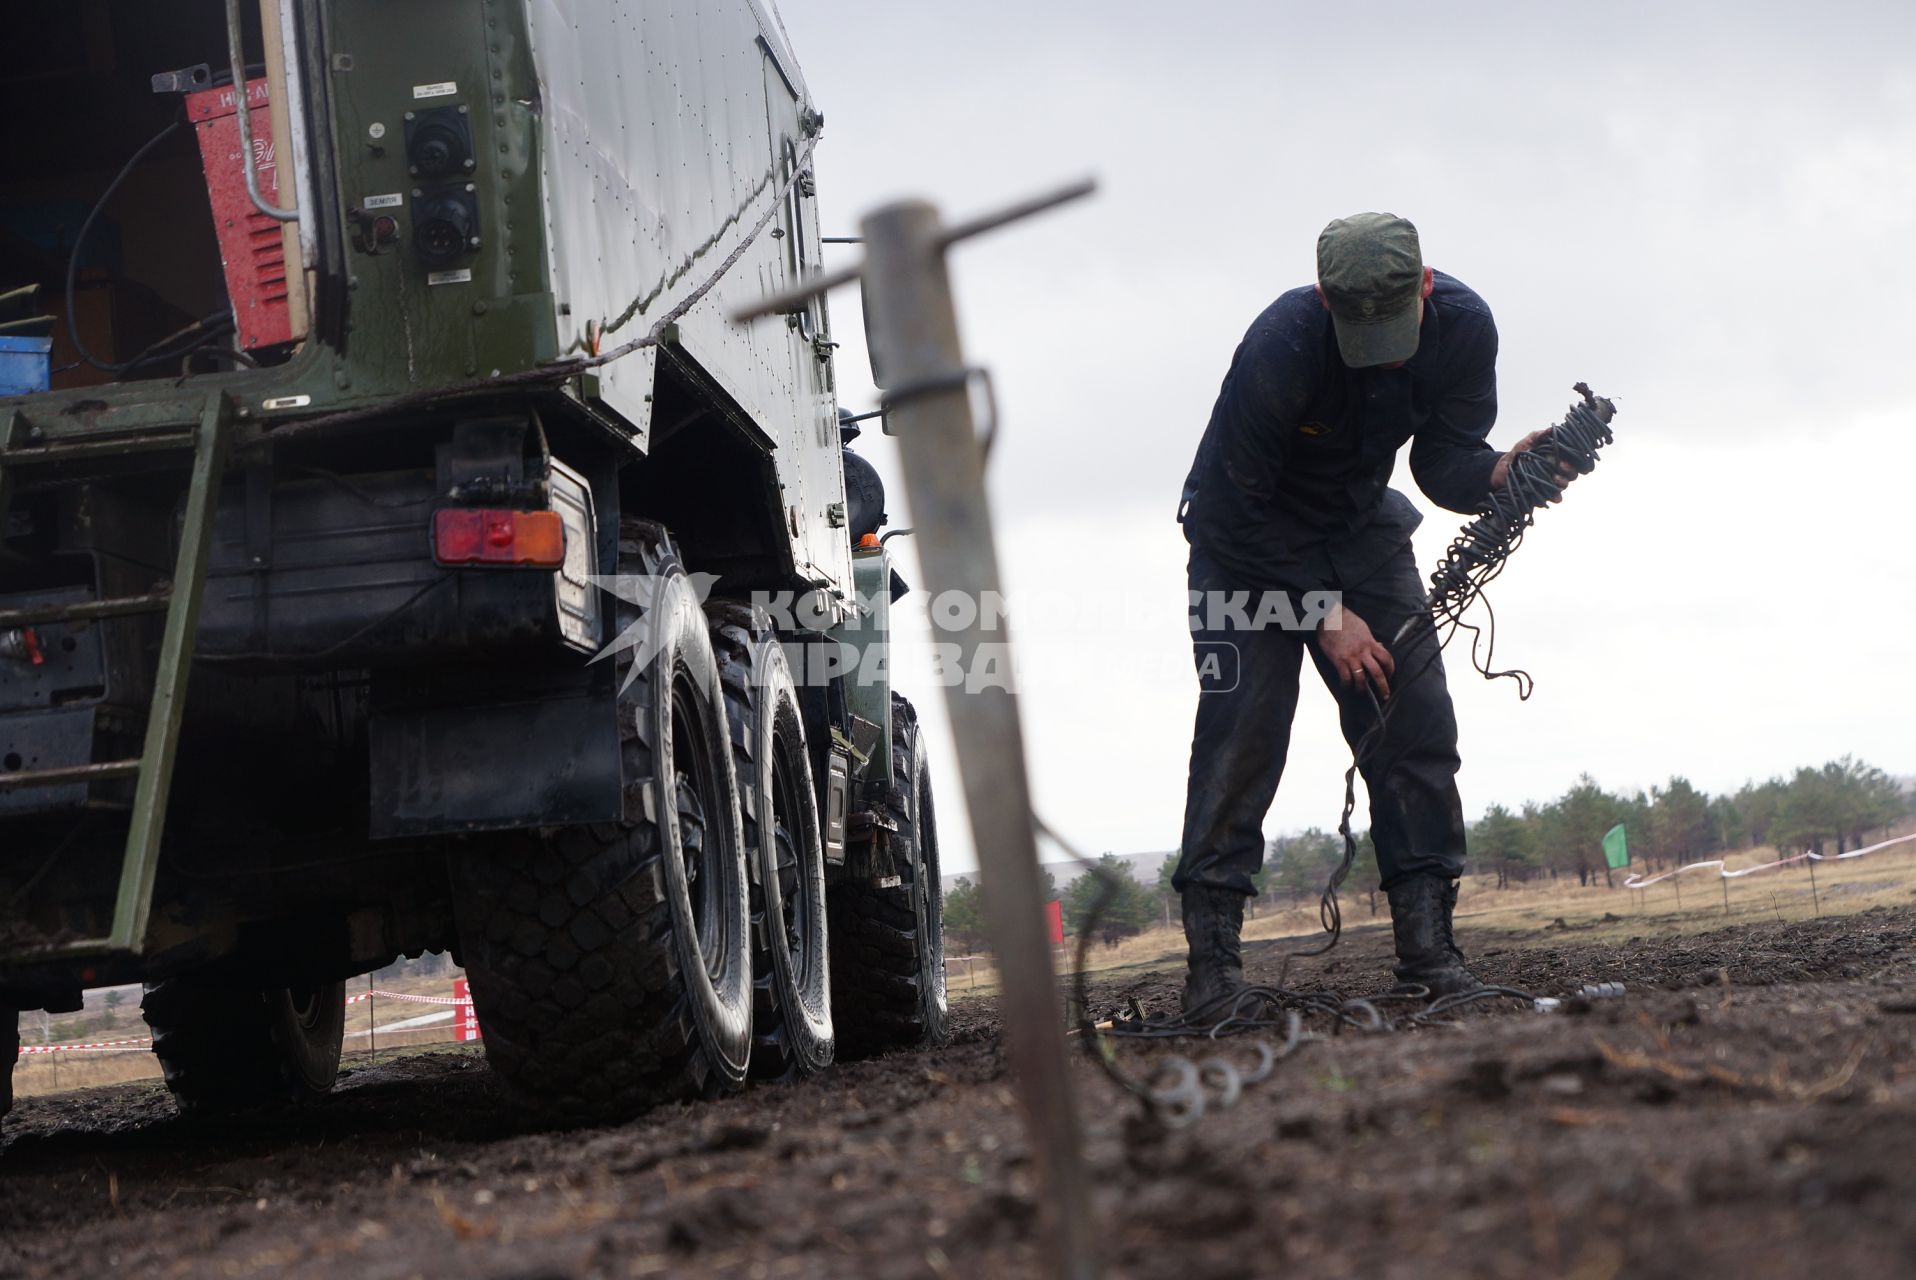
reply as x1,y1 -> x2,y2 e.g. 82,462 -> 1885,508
1602,823 -> 1629,870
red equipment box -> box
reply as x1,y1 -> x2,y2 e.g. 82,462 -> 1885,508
186,77 -> 294,351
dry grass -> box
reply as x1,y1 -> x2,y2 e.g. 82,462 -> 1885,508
12,1051 -> 162,1096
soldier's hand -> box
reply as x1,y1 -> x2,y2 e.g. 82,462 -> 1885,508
1491,428 -> 1578,498
1319,601 -> 1394,700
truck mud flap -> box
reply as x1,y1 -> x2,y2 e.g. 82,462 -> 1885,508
368,660 -> 621,839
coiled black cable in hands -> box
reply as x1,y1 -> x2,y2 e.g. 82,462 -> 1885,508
1422,382 -> 1617,696
1291,384 -> 1618,972
1066,387 -> 1616,1127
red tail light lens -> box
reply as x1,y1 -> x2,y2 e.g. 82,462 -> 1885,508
433,509 -> 566,567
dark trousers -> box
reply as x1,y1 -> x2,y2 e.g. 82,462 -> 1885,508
1173,540 -> 1467,897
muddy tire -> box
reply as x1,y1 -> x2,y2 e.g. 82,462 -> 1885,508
709,603 -> 834,1080
141,978 -> 345,1113
450,520 -> 752,1118
2,1008 -> 16,1123
829,694 -> 948,1057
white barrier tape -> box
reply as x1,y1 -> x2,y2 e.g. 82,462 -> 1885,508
1622,831 -> 1916,890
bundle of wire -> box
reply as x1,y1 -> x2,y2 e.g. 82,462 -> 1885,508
1065,384 -> 1618,1125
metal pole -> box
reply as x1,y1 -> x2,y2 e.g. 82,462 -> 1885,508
1721,874 -> 1729,916
861,199 -> 1095,1280
1808,858 -> 1820,917
368,976 -> 377,1063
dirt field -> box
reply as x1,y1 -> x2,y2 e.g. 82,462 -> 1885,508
6,903 -> 1916,1279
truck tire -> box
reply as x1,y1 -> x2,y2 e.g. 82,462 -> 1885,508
830,694 -> 949,1056
708,602 -> 834,1080
450,520 -> 753,1117
141,978 -> 345,1112
2,1008 -> 16,1123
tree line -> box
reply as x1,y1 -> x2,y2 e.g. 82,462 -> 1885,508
1468,756 -> 1908,889
939,756 -> 1911,951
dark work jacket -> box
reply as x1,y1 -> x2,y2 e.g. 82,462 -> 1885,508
1179,271 -> 1501,596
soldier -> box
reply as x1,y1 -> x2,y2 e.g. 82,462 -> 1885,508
1173,212 -> 1572,1011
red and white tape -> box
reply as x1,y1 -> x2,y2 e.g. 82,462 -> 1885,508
18,1037 -> 152,1055
344,989 -> 473,1008
14,985 -> 481,1059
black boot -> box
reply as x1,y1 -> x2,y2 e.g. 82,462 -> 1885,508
1180,886 -> 1247,1018
1385,875 -> 1482,997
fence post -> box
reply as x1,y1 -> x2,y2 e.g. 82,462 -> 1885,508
861,198 -> 1096,1280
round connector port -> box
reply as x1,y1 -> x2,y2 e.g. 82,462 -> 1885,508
408,120 -> 470,177
413,192 -> 476,267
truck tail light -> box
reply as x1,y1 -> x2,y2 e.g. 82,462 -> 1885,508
433,509 -> 566,567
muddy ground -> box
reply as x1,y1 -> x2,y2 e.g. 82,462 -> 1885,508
5,907 -> 1916,1279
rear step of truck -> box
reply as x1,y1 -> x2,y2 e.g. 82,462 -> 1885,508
0,394 -> 229,958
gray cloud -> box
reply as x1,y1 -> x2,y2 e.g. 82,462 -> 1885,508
774,0 -> 1916,871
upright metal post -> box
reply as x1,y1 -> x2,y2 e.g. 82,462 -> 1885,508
861,199 -> 1095,1280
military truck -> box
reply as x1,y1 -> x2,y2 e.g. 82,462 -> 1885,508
1,0 -> 946,1123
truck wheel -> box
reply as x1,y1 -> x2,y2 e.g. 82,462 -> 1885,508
3,1008 -> 16,1123
709,602 -> 834,1080
141,978 -> 345,1112
830,693 -> 949,1056
450,520 -> 753,1116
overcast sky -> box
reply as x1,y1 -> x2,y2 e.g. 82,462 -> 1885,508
772,0 -> 1916,876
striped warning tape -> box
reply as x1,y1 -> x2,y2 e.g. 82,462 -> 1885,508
18,1038 -> 151,1055
14,989 -> 477,1057
1622,831 -> 1916,889
344,990 -> 472,1008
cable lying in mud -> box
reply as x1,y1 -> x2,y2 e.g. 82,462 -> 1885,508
1049,386 -> 1618,1128
1041,818 -> 1531,1128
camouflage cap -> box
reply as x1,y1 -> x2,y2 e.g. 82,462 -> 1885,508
1316,213 -> 1424,368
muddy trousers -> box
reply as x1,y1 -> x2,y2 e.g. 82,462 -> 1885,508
1172,541 -> 1467,897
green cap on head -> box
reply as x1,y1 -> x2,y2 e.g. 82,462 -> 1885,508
1316,213 -> 1424,368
